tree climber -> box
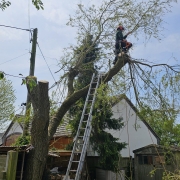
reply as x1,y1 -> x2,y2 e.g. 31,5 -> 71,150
113,25 -> 132,64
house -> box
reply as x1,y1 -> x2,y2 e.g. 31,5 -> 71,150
1,115 -> 23,146
133,144 -> 180,180
49,118 -> 72,150
109,95 -> 160,157
88,95 -> 160,180
1,95 -> 160,179
1,115 -> 73,149
0,116 -> 73,179
3,95 -> 160,157
88,95 -> 160,157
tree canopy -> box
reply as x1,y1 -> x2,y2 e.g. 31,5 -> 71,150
51,0 -> 179,139
0,77 -> 16,127
66,34 -> 126,171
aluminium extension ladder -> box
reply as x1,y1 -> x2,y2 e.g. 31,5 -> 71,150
65,73 -> 102,180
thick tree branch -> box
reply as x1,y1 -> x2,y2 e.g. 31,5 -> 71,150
48,54 -> 129,139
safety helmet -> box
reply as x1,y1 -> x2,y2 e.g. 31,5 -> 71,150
117,25 -> 125,31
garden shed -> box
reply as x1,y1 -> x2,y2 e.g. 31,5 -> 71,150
133,144 -> 180,180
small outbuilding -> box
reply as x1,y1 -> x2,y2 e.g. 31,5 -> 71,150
133,144 -> 180,180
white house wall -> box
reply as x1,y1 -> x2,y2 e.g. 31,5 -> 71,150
0,133 -> 3,145
108,98 -> 158,157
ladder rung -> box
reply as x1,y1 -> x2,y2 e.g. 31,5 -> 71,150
70,170 -> 77,172
76,143 -> 83,145
74,151 -> 82,153
72,161 -> 80,163
78,136 -> 84,138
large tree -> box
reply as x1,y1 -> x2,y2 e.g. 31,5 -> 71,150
0,77 -> 16,128
67,34 -> 126,172
1,0 -> 179,179
139,72 -> 180,146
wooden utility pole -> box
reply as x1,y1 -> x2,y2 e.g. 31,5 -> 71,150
23,28 -> 38,136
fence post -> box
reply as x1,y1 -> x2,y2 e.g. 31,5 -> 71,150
6,151 -> 18,180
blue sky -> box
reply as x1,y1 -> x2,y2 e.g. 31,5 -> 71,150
0,0 -> 180,115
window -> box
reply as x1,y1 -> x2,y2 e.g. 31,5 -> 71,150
154,156 -> 165,164
138,155 -> 153,165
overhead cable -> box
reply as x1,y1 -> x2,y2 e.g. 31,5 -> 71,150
0,24 -> 32,31
0,53 -> 29,65
37,42 -> 57,83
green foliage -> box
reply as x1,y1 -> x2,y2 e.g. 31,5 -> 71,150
32,0 -> 44,10
26,77 -> 37,92
73,33 -> 100,89
139,105 -> 179,146
13,135 -> 31,146
21,78 -> 26,85
65,141 -> 73,150
0,71 -> 4,79
93,131 -> 125,171
0,0 -> 43,11
162,170 -> 180,180
0,77 -> 16,127
91,85 -> 126,171
0,0 -> 11,11
49,91 -> 60,118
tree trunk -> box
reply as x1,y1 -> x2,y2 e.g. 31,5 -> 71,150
24,54 -> 129,179
24,79 -> 50,180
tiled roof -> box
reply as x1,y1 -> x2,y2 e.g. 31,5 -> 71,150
53,117 -> 72,137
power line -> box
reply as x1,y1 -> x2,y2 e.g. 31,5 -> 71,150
49,81 -> 58,90
37,42 -> 56,83
0,24 -> 32,31
0,53 -> 29,65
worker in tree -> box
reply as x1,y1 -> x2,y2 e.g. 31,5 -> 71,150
113,25 -> 132,64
